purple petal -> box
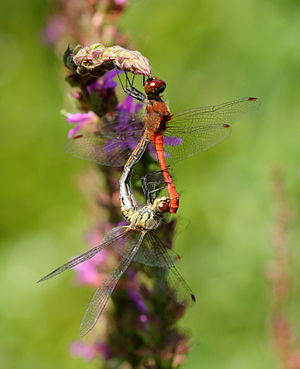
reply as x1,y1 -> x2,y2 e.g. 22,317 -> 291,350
69,342 -> 96,361
147,144 -> 158,160
67,125 -> 82,139
121,95 -> 134,112
114,0 -> 126,5
86,80 -> 99,95
67,120 -> 91,138
105,139 -> 127,155
139,314 -> 148,324
117,95 -> 142,115
127,137 -> 138,152
117,219 -> 129,226
74,250 -> 108,286
66,112 -> 94,123
126,269 -> 137,280
65,111 -> 96,138
134,101 -> 143,114
147,136 -> 182,159
43,15 -> 65,45
116,111 -> 130,131
127,288 -> 148,313
102,79 -> 117,90
95,342 -> 112,360
164,136 -> 182,146
102,69 -> 122,90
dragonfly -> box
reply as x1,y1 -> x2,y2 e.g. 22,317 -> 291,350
38,193 -> 195,337
65,74 -> 259,214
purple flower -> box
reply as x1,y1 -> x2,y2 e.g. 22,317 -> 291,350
164,136 -> 182,147
162,136 -> 183,159
114,0 -> 126,5
126,269 -> 137,280
95,342 -> 112,360
69,342 -> 97,361
105,139 -> 128,155
65,111 -> 97,138
69,341 -> 112,361
117,94 -> 142,115
85,225 -> 113,246
127,287 -> 148,313
111,95 -> 182,161
118,219 -> 129,227
87,69 -> 122,95
102,69 -> 121,90
103,95 -> 143,155
43,15 -> 65,45
139,314 -> 148,324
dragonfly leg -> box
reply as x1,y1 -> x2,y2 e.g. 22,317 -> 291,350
117,70 -> 145,101
141,170 -> 167,204
124,88 -> 145,102
117,70 -> 144,100
141,175 -> 151,203
122,71 -> 145,101
117,69 -> 126,93
130,72 -> 145,95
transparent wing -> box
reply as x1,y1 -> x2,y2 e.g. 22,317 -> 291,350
64,134 -> 132,166
145,232 -> 196,305
164,97 -> 260,164
79,230 -> 144,336
110,226 -> 180,267
38,227 -> 129,282
64,110 -> 145,166
98,110 -> 144,138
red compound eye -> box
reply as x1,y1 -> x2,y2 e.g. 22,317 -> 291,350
144,77 -> 166,96
159,201 -> 170,213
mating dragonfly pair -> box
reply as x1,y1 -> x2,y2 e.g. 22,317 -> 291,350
39,69 -> 259,336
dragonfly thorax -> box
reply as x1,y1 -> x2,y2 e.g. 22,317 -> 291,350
144,99 -> 172,135
123,196 -> 170,231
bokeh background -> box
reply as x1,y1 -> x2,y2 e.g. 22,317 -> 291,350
1,0 -> 300,368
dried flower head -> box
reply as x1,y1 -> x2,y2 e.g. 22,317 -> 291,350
72,43 -> 152,77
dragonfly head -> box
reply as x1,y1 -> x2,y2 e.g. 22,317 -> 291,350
144,77 -> 166,98
152,196 -> 170,214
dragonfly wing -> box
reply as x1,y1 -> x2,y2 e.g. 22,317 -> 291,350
110,226 -> 180,267
164,97 -> 259,164
145,232 -> 196,305
79,230 -> 144,336
64,134 -> 132,166
98,110 -> 145,138
38,227 -> 129,282
65,110 -> 146,166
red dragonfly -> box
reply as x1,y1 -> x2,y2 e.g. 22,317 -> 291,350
65,76 -> 259,213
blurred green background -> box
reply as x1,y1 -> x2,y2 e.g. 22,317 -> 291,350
1,0 -> 300,368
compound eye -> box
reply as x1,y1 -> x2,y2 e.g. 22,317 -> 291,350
159,201 -> 170,213
144,77 -> 166,95
149,79 -> 159,88
144,77 -> 154,87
